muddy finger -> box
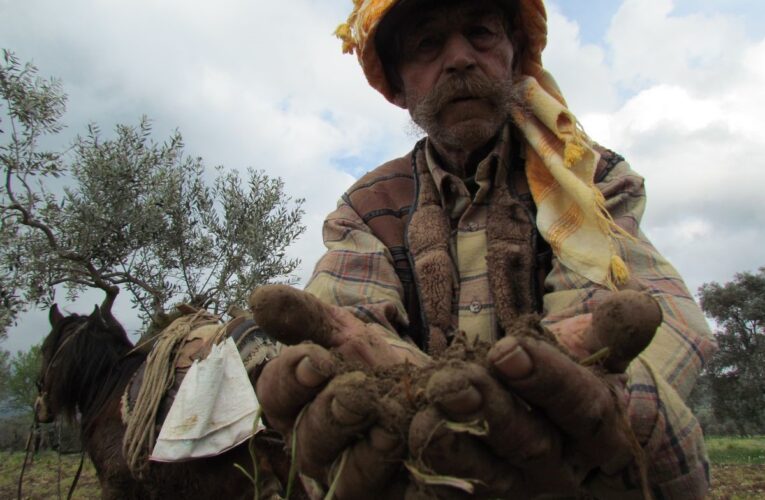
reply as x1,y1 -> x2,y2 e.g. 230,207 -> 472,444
295,371 -> 379,481
426,361 -> 581,494
326,394 -> 410,499
425,361 -> 562,463
255,344 -> 335,434
586,290 -> 663,373
489,336 -> 633,467
408,405 -> 522,498
250,284 -> 337,346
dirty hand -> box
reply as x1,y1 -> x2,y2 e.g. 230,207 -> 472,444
407,291 -> 661,498
406,358 -> 578,497
252,285 -> 427,498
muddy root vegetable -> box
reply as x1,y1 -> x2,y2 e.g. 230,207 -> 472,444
588,290 -> 663,373
249,284 -> 336,346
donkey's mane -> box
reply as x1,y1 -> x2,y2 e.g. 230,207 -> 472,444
44,313 -> 146,430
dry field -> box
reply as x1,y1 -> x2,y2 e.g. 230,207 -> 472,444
1,436 -> 763,499
1,451 -> 100,499
707,436 -> 765,499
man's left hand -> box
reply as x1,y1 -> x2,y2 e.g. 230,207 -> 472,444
407,331 -> 636,498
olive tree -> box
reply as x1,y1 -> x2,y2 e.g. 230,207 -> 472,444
697,267 -> 765,435
1,50 -> 305,334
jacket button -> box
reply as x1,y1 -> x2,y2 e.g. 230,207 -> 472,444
469,300 -> 482,314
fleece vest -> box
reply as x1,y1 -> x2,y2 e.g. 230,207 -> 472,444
342,140 -> 622,354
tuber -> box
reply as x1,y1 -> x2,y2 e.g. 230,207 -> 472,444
586,290 -> 663,373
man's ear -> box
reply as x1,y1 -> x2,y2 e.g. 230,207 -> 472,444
392,92 -> 408,109
511,30 -> 526,73
384,66 -> 407,108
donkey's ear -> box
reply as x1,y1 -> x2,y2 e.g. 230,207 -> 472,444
100,300 -> 127,337
49,304 -> 64,326
89,305 -> 107,327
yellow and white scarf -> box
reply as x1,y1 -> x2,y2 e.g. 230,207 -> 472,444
511,76 -> 631,288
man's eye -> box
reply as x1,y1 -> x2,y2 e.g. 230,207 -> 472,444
467,25 -> 494,38
416,37 -> 439,52
404,35 -> 441,61
467,24 -> 500,48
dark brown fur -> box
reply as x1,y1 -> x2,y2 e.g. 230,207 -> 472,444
38,305 -> 300,500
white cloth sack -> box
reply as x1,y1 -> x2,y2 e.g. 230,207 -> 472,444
151,337 -> 263,461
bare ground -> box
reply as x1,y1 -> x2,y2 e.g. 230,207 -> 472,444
2,452 -> 765,499
710,464 -> 765,500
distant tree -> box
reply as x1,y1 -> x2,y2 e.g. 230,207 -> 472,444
698,267 -> 765,435
0,50 -> 305,334
0,348 -> 9,399
4,344 -> 41,415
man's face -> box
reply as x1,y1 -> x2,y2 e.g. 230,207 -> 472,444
391,0 -> 517,152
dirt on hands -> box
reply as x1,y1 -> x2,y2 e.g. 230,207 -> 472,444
249,285 -> 662,499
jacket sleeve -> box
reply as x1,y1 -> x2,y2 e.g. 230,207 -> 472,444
304,197 -> 425,356
541,153 -> 718,498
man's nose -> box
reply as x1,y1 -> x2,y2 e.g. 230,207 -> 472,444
443,34 -> 477,74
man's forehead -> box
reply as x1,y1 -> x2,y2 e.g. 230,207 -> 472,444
405,0 -> 506,28
375,0 -> 514,70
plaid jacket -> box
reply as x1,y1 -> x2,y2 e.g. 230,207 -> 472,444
305,142 -> 717,499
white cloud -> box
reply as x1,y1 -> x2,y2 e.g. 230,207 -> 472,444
1,0 -> 414,347
544,4 -> 619,114
3,0 -> 765,351
607,0 -> 750,93
577,0 -> 765,292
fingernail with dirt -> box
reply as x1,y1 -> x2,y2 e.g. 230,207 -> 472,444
437,385 -> 483,416
489,337 -> 533,379
426,370 -> 483,415
331,396 -> 368,425
369,426 -> 400,452
295,356 -> 328,387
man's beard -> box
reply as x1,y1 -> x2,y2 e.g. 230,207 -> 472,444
406,73 -> 523,152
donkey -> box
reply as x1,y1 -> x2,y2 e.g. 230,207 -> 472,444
35,304 -> 300,499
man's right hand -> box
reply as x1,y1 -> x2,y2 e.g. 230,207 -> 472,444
255,343 -> 335,434
257,344 -> 415,498
253,291 -> 425,498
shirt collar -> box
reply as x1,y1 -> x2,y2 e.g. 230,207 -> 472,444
424,124 -> 513,218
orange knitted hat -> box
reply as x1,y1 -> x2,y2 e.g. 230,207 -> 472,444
334,0 -> 564,106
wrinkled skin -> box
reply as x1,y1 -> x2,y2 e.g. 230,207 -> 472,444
406,332 -> 635,499
253,284 -> 657,498
405,292 -> 659,498
255,301 -> 421,498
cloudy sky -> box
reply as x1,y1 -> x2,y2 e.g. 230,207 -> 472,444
2,0 -> 764,352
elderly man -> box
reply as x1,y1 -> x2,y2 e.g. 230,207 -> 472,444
255,0 -> 716,498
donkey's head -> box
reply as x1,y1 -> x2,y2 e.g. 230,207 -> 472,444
36,304 -> 132,423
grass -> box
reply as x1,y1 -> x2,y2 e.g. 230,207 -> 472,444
0,437 -> 763,498
706,435 -> 765,465
706,436 -> 765,500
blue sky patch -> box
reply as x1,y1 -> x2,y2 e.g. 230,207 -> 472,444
551,0 -> 621,46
